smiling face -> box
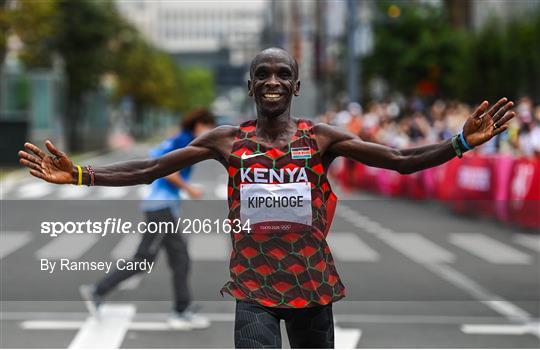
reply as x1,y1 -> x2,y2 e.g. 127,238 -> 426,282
248,48 -> 300,118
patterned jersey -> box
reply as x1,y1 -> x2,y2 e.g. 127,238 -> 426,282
220,118 -> 346,308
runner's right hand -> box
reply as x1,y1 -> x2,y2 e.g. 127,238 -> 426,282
18,140 -> 75,184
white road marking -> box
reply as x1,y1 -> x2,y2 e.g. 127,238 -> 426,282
336,207 -> 390,237
0,232 -> 32,259
11,312 -> 508,325
0,175 -> 20,199
461,322 -> 540,338
335,326 -> 362,349
214,184 -> 228,200
110,235 -> 140,259
338,204 -> 533,323
21,320 -> 84,329
188,235 -> 229,261
449,233 -> 532,264
513,234 -> 540,254
21,317 -> 361,348
1,185 -> 10,199
57,186 -> 91,199
331,313 -> 507,324
96,187 -> 129,199
327,233 -> 379,262
127,322 -> 171,330
20,320 -> 171,331
35,235 -> 99,259
381,232 -> 456,264
137,186 -> 150,199
68,304 -> 136,349
425,263 -> 530,322
16,182 -> 54,199
337,207 -> 370,222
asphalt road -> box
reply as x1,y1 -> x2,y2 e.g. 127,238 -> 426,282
1,145 -> 539,348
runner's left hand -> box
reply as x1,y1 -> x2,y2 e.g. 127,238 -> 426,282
462,97 -> 515,148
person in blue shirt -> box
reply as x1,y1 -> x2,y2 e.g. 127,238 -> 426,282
80,109 -> 215,330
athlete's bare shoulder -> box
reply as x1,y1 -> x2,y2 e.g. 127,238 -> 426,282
312,122 -> 338,134
190,124 -> 238,166
210,124 -> 239,138
311,122 -> 355,154
312,122 -> 352,137
190,125 -> 237,146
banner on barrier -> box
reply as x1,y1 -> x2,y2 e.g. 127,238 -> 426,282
340,155 -> 540,228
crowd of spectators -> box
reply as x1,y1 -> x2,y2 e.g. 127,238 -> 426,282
320,97 -> 540,158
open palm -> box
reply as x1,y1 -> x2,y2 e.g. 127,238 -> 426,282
463,98 -> 515,148
18,140 -> 74,184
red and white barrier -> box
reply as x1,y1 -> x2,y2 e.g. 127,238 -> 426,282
451,155 -> 495,216
339,154 -> 540,229
507,158 -> 540,228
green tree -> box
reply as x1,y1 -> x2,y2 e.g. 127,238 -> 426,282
462,19 -> 508,102
112,32 -> 178,130
54,0 -> 122,151
458,11 -> 540,103
112,25 -> 214,125
7,0 -> 58,68
363,1 -> 467,99
4,0 -> 216,146
504,12 -> 540,100
363,2 -> 540,102
177,67 -> 215,112
0,0 -> 8,64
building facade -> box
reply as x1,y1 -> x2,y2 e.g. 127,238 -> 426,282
115,0 -> 267,66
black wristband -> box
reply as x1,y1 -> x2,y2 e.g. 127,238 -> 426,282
451,135 -> 463,158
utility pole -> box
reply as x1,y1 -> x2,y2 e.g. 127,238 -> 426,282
346,0 -> 361,103
314,0 -> 326,114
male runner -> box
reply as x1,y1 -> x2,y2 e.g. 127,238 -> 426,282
80,108 -> 214,330
19,48 -> 515,348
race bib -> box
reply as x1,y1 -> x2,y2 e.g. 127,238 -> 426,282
240,182 -> 312,233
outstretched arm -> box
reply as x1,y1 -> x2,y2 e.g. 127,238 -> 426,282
319,98 -> 515,174
18,126 -> 234,186
90,141 -> 214,186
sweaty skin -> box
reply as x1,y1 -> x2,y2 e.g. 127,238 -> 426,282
19,47 -> 516,186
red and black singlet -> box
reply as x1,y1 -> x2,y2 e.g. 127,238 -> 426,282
220,118 -> 346,308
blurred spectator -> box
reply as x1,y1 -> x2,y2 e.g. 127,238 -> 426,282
319,96 -> 540,158
347,102 -> 363,135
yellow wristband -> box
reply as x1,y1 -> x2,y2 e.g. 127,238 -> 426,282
76,165 -> 83,186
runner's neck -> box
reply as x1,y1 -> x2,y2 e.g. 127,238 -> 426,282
255,116 -> 298,148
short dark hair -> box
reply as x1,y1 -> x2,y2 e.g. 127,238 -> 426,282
249,47 -> 299,81
181,108 -> 215,131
